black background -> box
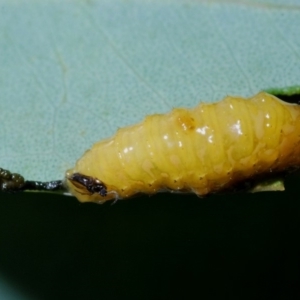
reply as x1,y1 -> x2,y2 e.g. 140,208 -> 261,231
0,173 -> 300,300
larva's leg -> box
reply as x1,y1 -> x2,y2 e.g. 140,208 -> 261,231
107,191 -> 120,205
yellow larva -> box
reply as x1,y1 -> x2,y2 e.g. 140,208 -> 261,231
65,92 -> 300,203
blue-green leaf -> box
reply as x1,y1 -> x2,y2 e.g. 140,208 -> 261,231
1,0 -> 300,183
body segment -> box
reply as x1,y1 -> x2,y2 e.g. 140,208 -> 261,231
66,92 -> 300,203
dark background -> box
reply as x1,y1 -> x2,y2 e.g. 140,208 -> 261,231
0,173 -> 300,300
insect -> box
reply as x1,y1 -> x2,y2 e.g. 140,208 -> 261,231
63,92 -> 300,203
1,92 -> 299,203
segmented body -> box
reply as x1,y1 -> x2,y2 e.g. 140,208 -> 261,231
65,92 -> 300,203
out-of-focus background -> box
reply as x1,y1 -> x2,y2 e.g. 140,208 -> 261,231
1,173 -> 300,299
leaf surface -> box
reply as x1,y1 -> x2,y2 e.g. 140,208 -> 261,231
0,0 -> 300,181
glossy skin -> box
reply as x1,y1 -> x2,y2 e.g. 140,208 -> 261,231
66,92 -> 300,203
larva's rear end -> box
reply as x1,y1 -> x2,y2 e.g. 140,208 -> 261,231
65,92 -> 300,203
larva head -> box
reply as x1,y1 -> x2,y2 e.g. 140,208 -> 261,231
69,173 -> 107,196
66,173 -> 117,203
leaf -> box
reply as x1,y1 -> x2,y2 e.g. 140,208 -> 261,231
0,0 -> 300,184
1,2 -> 300,298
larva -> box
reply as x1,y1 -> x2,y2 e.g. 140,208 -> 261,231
64,92 -> 300,203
